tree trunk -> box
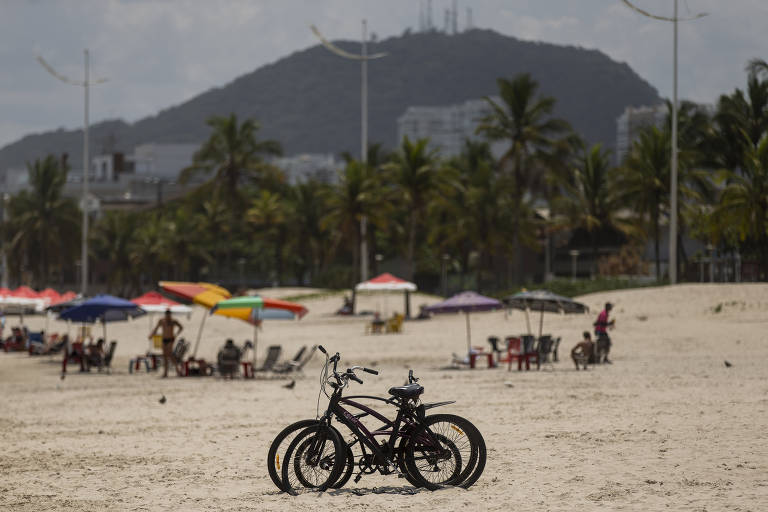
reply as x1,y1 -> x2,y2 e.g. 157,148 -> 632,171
591,230 -> 599,278
406,209 -> 418,280
653,209 -> 661,281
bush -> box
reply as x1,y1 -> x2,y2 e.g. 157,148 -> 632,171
494,276 -> 664,299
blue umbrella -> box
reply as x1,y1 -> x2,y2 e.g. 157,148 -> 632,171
59,295 -> 146,341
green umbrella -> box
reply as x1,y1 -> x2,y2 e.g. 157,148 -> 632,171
211,295 -> 308,366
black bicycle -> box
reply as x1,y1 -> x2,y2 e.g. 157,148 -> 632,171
268,345 -> 485,494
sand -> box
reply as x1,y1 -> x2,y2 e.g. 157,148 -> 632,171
1,283 -> 767,511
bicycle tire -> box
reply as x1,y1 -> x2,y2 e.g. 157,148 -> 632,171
331,444 -> 355,489
267,419 -> 319,492
404,414 -> 486,490
282,424 -> 345,495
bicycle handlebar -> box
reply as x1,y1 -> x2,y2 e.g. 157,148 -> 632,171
363,368 -> 378,375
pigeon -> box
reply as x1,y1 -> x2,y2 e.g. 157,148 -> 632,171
724,361 -> 732,368
159,395 -> 167,404
283,380 -> 296,390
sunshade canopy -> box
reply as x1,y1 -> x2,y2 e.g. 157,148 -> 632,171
159,281 -> 231,309
505,289 -> 588,314
46,297 -> 86,314
355,272 -> 417,292
426,291 -> 502,314
132,291 -> 192,314
11,286 -> 39,299
211,295 -> 308,320
59,295 -> 146,323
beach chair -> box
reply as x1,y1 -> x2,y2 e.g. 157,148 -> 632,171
217,340 -> 243,379
551,337 -> 561,362
537,335 -> 555,369
385,314 -> 404,334
273,345 -> 307,373
274,345 -> 317,374
508,335 -> 539,371
254,345 -> 282,373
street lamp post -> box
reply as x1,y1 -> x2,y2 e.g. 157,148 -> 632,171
441,254 -> 450,297
37,50 -> 107,296
569,250 -> 580,282
621,0 -> 708,285
311,21 -> 386,282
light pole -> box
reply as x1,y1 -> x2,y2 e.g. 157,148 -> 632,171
441,254 -> 450,297
621,0 -> 707,284
569,250 -> 580,282
37,50 -> 107,296
311,21 -> 386,282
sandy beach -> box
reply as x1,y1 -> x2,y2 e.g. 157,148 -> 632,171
1,283 -> 767,511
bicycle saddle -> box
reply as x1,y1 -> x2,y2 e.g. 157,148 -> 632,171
388,383 -> 424,399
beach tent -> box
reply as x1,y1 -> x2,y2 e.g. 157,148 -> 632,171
211,295 -> 308,365
425,291 -> 502,353
355,272 -> 417,318
2,286 -> 45,314
58,294 -> 146,341
132,291 -> 193,314
504,289 -> 589,337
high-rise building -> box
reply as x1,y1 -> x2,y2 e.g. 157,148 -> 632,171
396,97 -> 501,158
615,104 -> 666,164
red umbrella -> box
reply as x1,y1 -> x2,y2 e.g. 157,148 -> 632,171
132,291 -> 192,314
11,286 -> 39,298
38,288 -> 62,304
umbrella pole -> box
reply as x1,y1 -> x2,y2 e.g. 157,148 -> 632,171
524,307 -> 532,335
253,322 -> 258,367
465,311 -> 471,354
539,306 -> 544,338
102,320 -> 107,341
192,309 -> 207,358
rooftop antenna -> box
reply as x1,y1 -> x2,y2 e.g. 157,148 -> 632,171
427,0 -> 432,30
37,50 -> 108,296
418,1 -> 424,31
620,0 -> 707,286
466,7 -> 473,30
444,8 -> 450,32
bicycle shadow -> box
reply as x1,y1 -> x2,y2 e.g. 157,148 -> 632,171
328,485 -> 440,496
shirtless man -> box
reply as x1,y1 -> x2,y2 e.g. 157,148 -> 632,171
149,309 -> 183,377
571,331 -> 594,370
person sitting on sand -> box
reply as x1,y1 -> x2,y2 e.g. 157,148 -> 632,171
571,331 -> 594,370
594,302 -> 615,364
149,309 -> 183,378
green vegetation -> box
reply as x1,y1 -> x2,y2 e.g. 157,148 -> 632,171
5,60 -> 768,293
496,278 -> 664,300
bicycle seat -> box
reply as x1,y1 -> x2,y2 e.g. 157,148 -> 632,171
388,383 -> 424,399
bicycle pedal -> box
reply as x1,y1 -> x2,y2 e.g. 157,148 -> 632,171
354,474 -> 363,484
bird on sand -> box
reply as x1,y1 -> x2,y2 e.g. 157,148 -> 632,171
724,361 -> 733,368
283,380 -> 296,389
159,395 -> 167,404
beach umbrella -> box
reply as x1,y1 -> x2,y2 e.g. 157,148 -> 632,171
2,286 -> 45,317
159,281 -> 240,357
355,272 -> 417,317
58,294 -> 146,341
38,288 -> 62,305
504,289 -> 589,337
425,291 -> 502,353
211,295 -> 308,366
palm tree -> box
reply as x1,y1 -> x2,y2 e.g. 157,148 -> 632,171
7,155 -> 80,287
385,136 -> 441,279
248,190 -> 288,285
713,134 -> 768,275
323,160 -> 384,283
181,114 -> 282,208
287,180 -> 332,284
91,211 -> 139,295
476,73 -> 572,283
554,144 -> 624,275
617,127 -> 670,280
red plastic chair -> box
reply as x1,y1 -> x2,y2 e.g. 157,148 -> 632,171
507,336 -> 539,371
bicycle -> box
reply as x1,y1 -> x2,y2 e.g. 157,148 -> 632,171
269,345 -> 485,494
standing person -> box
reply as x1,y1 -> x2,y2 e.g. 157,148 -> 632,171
149,309 -> 183,378
594,302 -> 615,364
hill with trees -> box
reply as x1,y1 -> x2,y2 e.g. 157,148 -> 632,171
0,29 -> 659,171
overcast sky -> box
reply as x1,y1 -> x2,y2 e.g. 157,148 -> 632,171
1,0 -> 767,148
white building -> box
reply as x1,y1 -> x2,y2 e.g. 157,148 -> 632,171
396,97 -> 503,158
272,153 -> 341,184
130,143 -> 199,181
615,104 -> 666,165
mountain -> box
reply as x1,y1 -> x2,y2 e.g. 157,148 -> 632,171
0,29 -> 660,171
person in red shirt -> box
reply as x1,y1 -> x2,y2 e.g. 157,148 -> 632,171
594,302 -> 615,364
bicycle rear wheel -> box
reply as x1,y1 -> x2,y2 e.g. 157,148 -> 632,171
404,414 -> 486,490
281,424 -> 345,495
